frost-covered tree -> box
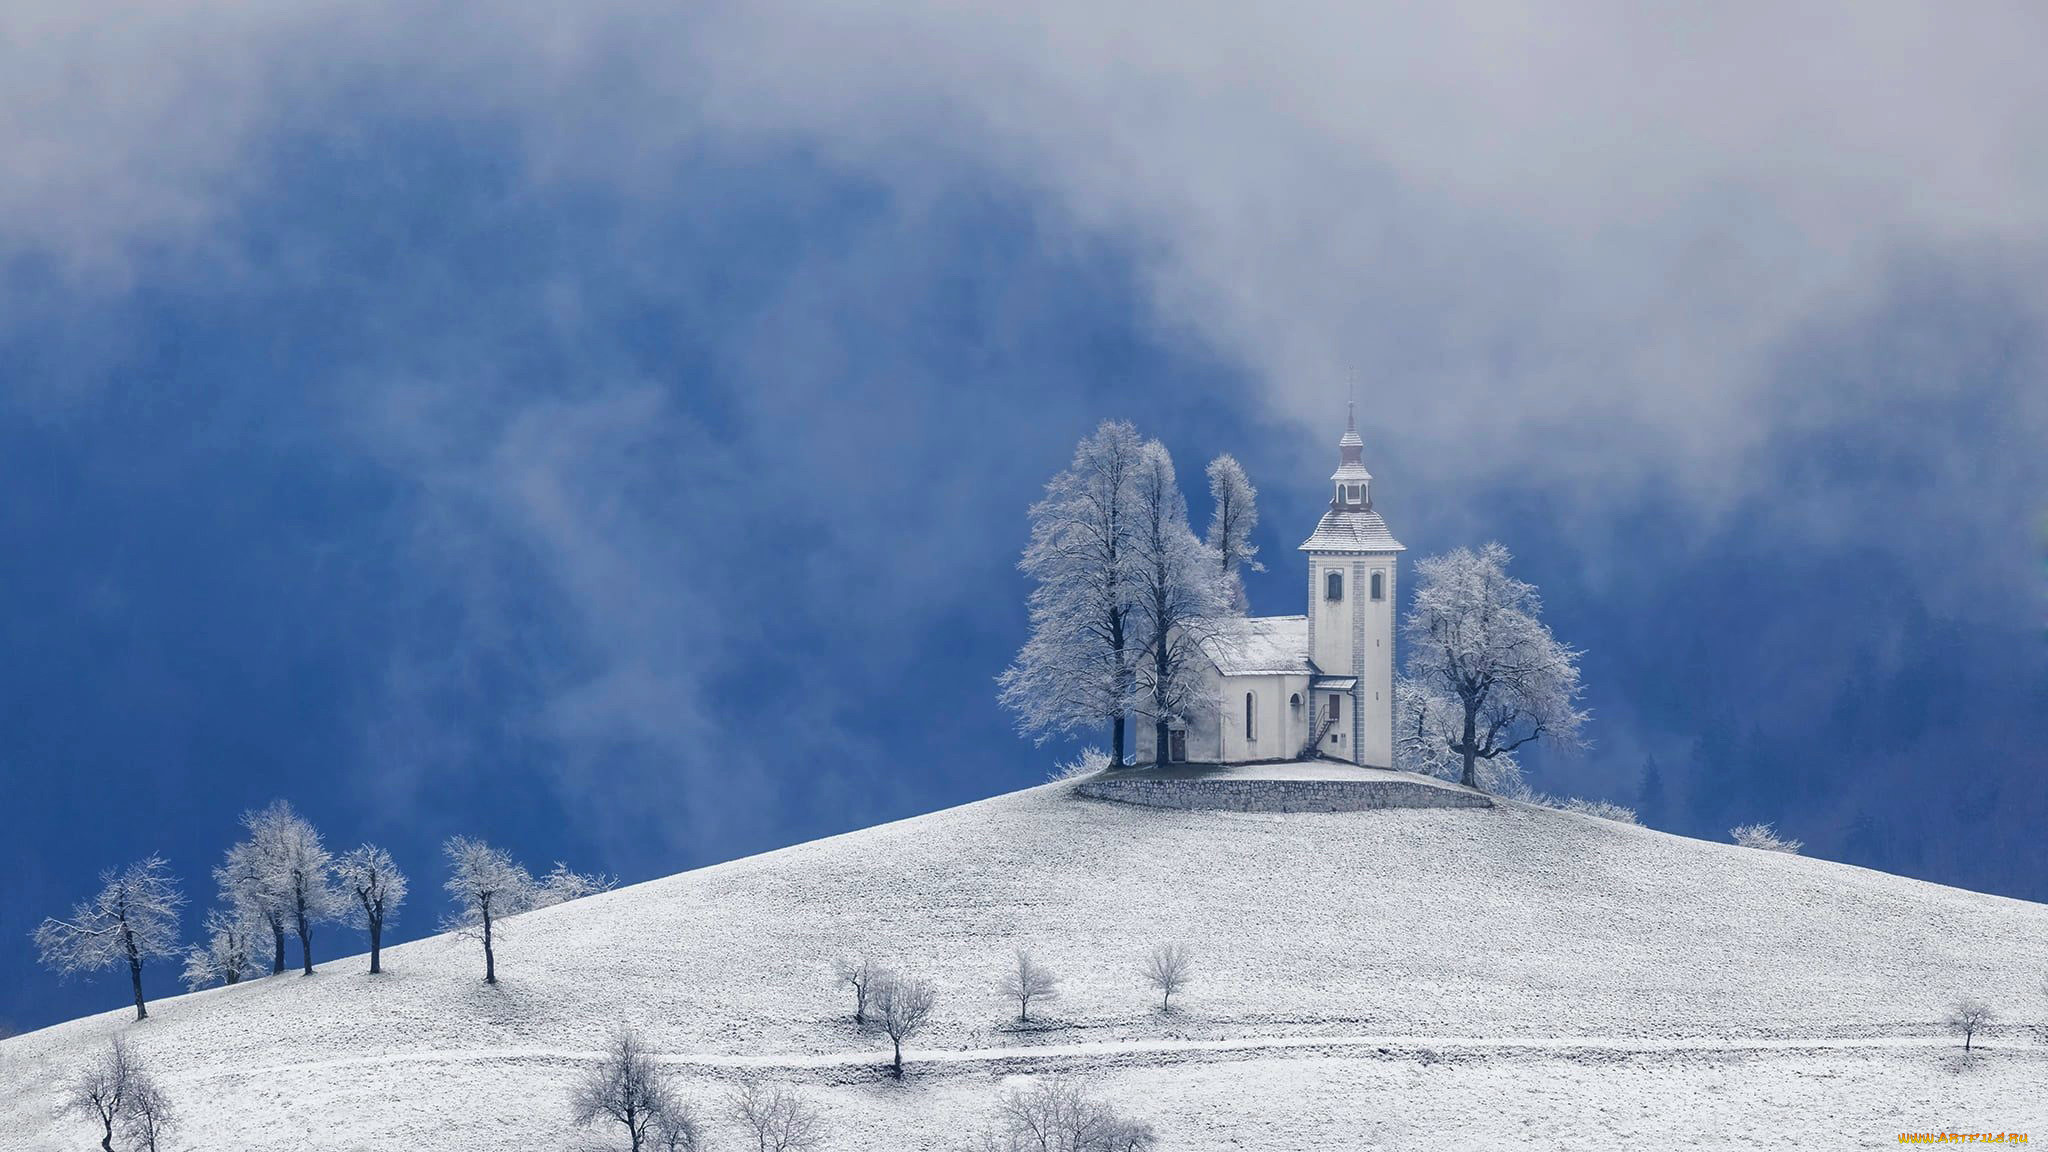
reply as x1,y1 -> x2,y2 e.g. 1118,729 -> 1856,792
872,970 -> 937,1079
729,1082 -> 824,1152
441,836 -> 536,984
572,1030 -> 669,1152
34,856 -> 185,1021
833,954 -> 881,1024
1395,543 -> 1587,791
1636,754 -> 1667,827
1204,453 -> 1263,614
181,908 -> 262,991
1730,823 -> 1802,853
969,1076 -> 1157,1152
999,949 -> 1060,1023
1128,440 -> 1230,765
1947,998 -> 1993,1052
121,1071 -> 174,1152
1142,943 -> 1192,1012
535,862 -> 616,907
335,844 -> 408,975
217,801 -> 341,976
1001,420 -> 1146,765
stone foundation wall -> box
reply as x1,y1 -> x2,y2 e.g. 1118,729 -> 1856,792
1075,776 -> 1492,813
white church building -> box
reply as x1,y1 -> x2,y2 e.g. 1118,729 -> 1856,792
1134,406 -> 1403,768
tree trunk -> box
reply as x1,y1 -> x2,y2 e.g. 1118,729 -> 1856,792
296,897 -> 315,976
1460,701 -> 1480,789
99,1116 -> 116,1152
271,917 -> 287,975
1111,714 -> 1125,766
1153,718 -> 1170,766
368,915 -> 383,975
891,1036 -> 903,1078
482,906 -> 497,984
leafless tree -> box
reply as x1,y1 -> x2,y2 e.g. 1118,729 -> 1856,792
728,1082 -> 825,1152
571,1030 -> 668,1152
1204,453 -> 1263,614
1948,998 -> 1994,1052
218,801 -> 343,976
1142,943 -> 1192,1013
35,856 -> 185,1021
1000,949 -> 1060,1023
182,908 -> 263,991
1729,823 -> 1803,854
535,862 -> 617,908
441,836 -> 536,985
873,970 -> 937,1079
121,1072 -> 175,1152
652,1096 -> 705,1152
1128,439 -> 1231,765
336,844 -> 408,975
834,954 -> 881,1024
61,1038 -> 139,1152
970,1076 -> 1156,1152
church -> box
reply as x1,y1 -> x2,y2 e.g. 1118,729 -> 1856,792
1134,406 -> 1403,768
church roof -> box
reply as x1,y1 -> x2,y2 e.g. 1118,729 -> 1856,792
1198,614 -> 1312,676
1299,508 -> 1406,553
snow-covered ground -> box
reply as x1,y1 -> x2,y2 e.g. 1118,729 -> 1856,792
4,783 -> 2045,1150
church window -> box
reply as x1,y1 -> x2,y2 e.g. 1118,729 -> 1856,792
1370,571 -> 1385,601
1347,484 -> 1360,503
1328,693 -> 1341,721
1325,570 -> 1343,601
1245,692 -> 1257,741
1289,692 -> 1301,710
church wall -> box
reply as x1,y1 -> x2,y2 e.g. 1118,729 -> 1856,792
1215,672 -> 1306,763
1307,549 -> 1399,769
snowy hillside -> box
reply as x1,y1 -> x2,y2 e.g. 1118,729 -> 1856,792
4,781 -> 2046,1150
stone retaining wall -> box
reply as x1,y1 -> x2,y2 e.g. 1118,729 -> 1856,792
1074,776 -> 1492,813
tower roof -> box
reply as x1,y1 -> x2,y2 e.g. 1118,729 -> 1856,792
1302,402 -> 1402,553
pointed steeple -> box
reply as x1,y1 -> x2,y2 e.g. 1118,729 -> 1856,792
1329,403 -> 1372,511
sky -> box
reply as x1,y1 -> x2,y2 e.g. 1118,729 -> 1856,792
3,3 -> 2046,1032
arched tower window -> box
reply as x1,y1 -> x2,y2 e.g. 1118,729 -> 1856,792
1245,692 -> 1257,741
1325,570 -> 1343,601
1370,571 -> 1385,601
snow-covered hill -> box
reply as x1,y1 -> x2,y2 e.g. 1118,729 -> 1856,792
4,781 -> 2045,1150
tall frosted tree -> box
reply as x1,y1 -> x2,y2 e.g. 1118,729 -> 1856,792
1204,454 -> 1263,613
1000,420 -> 1146,765
335,845 -> 407,975
1129,440 -> 1230,765
1394,543 -> 1587,791
34,856 -> 186,1021
215,800 -> 338,975
441,836 -> 536,985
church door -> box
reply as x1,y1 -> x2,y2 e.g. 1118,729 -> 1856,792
1169,729 -> 1187,763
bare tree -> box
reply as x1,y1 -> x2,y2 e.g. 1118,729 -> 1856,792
218,801 -> 342,976
970,1076 -> 1156,1152
1948,998 -> 1994,1052
121,1072 -> 175,1152
1395,543 -> 1587,791
181,908 -> 262,991
728,1082 -> 825,1152
535,862 -> 616,908
652,1097 -> 705,1152
441,836 -> 536,984
1142,943 -> 1192,1013
999,949 -> 1060,1023
873,970 -> 937,1079
1729,823 -> 1803,854
35,856 -> 185,1021
62,1038 -> 139,1152
336,844 -> 408,975
1128,439 -> 1231,765
572,1029 -> 668,1152
833,954 -> 881,1024
1204,453 -> 1263,614
1001,420 -> 1146,765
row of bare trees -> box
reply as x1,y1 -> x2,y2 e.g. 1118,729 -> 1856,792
33,800 -> 611,1019
572,1030 -> 823,1152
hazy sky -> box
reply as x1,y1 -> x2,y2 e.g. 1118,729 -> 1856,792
3,3 -> 2044,1030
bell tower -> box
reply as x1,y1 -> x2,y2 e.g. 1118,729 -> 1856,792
1300,403 -> 1404,767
